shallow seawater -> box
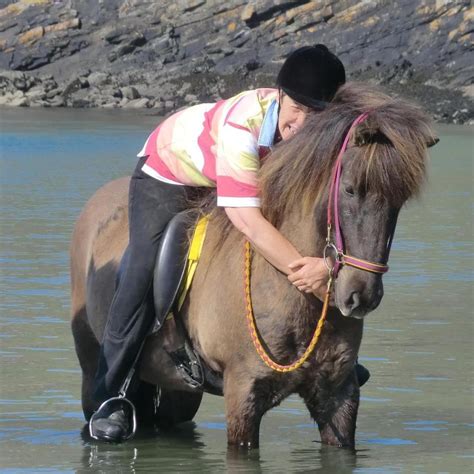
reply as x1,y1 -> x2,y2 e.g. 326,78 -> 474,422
0,109 -> 472,473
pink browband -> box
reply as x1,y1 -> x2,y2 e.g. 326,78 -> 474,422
325,113 -> 390,277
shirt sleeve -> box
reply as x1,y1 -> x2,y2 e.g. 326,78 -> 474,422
216,120 -> 261,207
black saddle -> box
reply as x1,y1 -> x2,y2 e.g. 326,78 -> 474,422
153,209 -> 198,327
116,209 -> 198,326
116,210 -> 223,395
160,210 -> 224,394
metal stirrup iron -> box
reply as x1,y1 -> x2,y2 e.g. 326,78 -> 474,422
89,364 -> 139,441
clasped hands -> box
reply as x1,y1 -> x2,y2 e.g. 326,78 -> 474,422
288,256 -> 328,301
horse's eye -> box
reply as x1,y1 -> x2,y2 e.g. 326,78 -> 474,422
344,186 -> 355,196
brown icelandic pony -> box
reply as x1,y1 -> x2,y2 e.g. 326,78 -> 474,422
70,83 -> 435,448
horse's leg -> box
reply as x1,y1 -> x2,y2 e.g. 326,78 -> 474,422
71,305 -> 100,421
224,371 -> 273,449
301,372 -> 359,448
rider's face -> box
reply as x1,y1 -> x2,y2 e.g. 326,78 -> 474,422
278,93 -> 312,141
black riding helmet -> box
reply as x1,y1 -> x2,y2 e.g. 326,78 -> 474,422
277,44 -> 346,110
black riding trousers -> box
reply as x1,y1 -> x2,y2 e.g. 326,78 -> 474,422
93,157 -> 190,403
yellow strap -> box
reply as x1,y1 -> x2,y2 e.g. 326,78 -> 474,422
177,216 -> 209,310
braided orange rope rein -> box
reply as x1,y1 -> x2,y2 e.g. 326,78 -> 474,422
244,241 -> 332,373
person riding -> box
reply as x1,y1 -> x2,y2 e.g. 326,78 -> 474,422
90,44 -> 369,442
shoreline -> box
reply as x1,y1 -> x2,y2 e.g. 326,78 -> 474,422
2,105 -> 472,133
1,69 -> 472,125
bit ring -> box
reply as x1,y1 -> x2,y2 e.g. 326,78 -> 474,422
324,243 -> 340,272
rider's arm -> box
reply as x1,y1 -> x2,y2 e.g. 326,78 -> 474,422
224,207 -> 300,275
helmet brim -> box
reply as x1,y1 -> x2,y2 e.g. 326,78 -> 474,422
282,87 -> 328,111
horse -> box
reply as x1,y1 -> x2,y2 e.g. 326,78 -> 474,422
70,83 -> 435,448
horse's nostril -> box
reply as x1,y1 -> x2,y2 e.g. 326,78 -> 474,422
346,291 -> 361,311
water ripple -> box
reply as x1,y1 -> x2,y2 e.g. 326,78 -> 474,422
361,437 -> 417,446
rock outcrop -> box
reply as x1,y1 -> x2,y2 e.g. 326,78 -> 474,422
0,0 -> 472,123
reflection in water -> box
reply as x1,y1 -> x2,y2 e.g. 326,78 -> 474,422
79,443 -> 140,474
291,444 -> 359,473
79,422 -> 213,473
0,112 -> 472,472
226,448 -> 262,474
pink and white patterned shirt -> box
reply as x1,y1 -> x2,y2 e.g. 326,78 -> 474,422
138,88 -> 279,207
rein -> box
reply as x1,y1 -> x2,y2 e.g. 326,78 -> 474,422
244,113 -> 390,373
244,240 -> 332,372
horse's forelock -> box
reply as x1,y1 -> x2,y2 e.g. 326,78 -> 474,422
351,98 -> 431,206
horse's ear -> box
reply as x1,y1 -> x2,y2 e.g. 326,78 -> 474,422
354,126 -> 391,147
426,136 -> 439,148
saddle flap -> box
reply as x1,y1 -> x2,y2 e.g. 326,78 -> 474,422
153,209 -> 200,325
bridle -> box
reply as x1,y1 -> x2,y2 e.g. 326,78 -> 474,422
324,112 -> 391,279
243,112 -> 396,373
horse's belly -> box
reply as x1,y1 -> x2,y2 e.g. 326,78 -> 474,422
140,319 -> 202,392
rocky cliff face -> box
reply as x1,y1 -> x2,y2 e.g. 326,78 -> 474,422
0,0 -> 472,123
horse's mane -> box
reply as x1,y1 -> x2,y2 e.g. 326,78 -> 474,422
194,82 -> 435,237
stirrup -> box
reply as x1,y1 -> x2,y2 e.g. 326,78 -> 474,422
89,397 -> 137,441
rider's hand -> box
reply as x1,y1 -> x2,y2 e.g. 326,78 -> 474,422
288,257 -> 328,301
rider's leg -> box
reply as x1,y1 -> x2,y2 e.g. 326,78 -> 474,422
91,158 -> 189,440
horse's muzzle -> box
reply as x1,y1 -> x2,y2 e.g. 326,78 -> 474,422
335,272 -> 384,318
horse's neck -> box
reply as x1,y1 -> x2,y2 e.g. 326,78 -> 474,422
278,209 -> 322,256
250,209 -> 324,331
